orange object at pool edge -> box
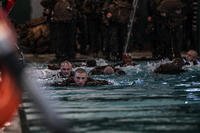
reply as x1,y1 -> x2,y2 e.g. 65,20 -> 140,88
0,67 -> 21,128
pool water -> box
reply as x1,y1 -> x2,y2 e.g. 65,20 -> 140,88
21,62 -> 200,133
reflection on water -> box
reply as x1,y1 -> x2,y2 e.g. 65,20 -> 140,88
22,62 -> 200,133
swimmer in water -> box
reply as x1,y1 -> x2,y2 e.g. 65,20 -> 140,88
52,68 -> 110,86
89,65 -> 126,75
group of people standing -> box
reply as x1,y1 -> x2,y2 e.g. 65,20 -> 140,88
40,0 -> 199,62
40,0 -> 132,61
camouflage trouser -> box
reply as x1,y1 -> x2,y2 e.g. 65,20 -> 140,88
86,15 -> 102,54
104,22 -> 127,61
51,21 -> 76,60
76,15 -> 88,54
155,23 -> 182,59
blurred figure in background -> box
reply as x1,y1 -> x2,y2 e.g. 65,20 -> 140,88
41,0 -> 77,61
81,0 -> 104,56
154,0 -> 185,59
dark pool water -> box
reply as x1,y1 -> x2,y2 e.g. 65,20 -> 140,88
22,62 -> 200,133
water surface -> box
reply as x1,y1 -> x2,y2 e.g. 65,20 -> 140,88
22,62 -> 200,133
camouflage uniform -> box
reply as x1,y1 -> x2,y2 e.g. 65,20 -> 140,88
81,0 -> 104,55
40,0 -> 58,54
103,0 -> 131,60
132,0 -> 155,51
154,0 -> 185,59
182,0 -> 199,51
51,0 -> 77,60
74,0 -> 87,54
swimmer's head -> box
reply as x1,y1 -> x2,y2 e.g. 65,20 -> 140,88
186,50 -> 198,62
60,60 -> 72,77
103,66 -> 115,75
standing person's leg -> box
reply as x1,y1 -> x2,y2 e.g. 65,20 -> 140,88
49,22 -> 61,59
54,23 -> 64,60
64,20 -> 76,59
109,23 -> 119,61
88,18 -> 100,55
49,22 -> 56,53
117,23 -> 127,60
89,19 -> 96,54
103,25 -> 111,59
158,24 -> 171,59
57,23 -> 68,60
77,15 -> 87,54
152,21 -> 163,59
93,19 -> 103,55
173,26 -> 182,58
86,16 -> 93,54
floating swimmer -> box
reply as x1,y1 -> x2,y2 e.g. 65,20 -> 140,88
115,53 -> 136,67
89,65 -> 126,75
154,58 -> 185,74
52,68 -> 110,86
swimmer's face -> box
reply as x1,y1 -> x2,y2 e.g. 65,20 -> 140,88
60,63 -> 72,77
186,50 -> 198,62
74,72 -> 88,86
